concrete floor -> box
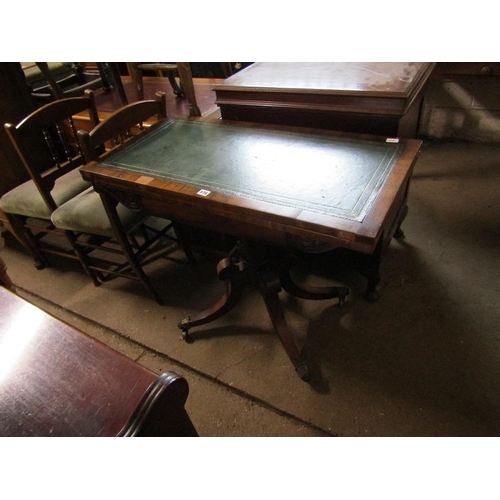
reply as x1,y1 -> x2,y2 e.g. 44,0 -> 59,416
2,138 -> 500,437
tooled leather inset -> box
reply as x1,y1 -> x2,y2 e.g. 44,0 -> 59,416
99,120 -> 403,223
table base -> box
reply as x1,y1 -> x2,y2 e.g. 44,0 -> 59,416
178,239 -> 349,382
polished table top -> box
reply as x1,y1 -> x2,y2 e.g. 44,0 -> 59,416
213,63 -> 436,138
82,119 -> 422,254
0,287 -> 197,436
215,62 -> 435,98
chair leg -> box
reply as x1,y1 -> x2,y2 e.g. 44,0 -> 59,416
166,71 -> 183,96
98,190 -> 163,304
5,212 -> 49,269
176,63 -> 201,117
63,230 -> 103,287
126,62 -> 144,101
104,62 -> 128,106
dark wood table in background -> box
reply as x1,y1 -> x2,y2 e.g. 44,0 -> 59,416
215,62 -> 435,138
81,118 -> 422,380
0,287 -> 198,436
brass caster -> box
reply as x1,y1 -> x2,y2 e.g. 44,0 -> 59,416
179,330 -> 195,343
295,362 -> 311,382
178,317 -> 194,343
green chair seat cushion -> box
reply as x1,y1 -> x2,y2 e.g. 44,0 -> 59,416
51,187 -> 146,238
0,168 -> 91,220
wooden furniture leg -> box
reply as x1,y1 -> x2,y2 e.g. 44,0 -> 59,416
176,62 -> 201,117
4,212 -> 49,269
98,189 -> 164,305
178,256 -> 247,337
165,71 -> 182,97
126,62 -> 145,101
364,200 -> 409,300
103,63 -> 128,106
257,269 -> 310,380
276,252 -> 349,302
178,239 -> 348,381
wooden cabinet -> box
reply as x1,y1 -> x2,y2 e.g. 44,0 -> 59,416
215,62 -> 436,138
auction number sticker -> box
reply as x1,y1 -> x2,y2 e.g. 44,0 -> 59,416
197,189 -> 211,196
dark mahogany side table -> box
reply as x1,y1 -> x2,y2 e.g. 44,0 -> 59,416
0,287 -> 198,437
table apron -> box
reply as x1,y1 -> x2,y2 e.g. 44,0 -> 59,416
96,179 -> 374,253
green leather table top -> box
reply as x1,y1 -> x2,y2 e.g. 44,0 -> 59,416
99,120 -> 403,223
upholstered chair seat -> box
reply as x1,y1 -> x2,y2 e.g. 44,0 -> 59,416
0,169 -> 91,220
51,187 -> 145,239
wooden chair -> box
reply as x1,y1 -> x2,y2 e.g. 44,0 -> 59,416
126,62 -> 201,116
0,91 -> 190,303
69,90 -> 195,301
127,62 -> 182,101
0,91 -> 100,277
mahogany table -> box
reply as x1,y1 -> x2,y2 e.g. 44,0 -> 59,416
0,287 -> 198,436
215,62 -> 435,138
80,118 -> 422,380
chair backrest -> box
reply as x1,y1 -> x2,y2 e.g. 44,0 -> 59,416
25,62 -> 111,104
4,91 -> 100,212
78,91 -> 167,163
